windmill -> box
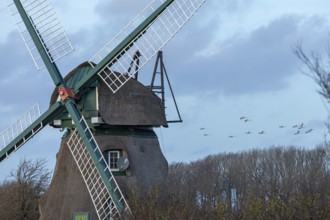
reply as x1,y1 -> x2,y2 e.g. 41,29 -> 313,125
0,0 -> 205,219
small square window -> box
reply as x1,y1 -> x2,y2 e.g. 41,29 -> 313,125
105,150 -> 120,171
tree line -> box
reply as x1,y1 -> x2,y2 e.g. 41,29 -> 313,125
1,145 -> 330,219
129,144 -> 330,219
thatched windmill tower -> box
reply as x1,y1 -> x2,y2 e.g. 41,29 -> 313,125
39,62 -> 169,219
1,0 -> 205,218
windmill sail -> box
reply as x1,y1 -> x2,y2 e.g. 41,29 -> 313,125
64,99 -> 131,218
68,117 -> 131,219
0,102 -> 64,163
4,0 -> 131,217
5,0 -> 73,69
88,0 -> 205,93
0,103 -> 40,150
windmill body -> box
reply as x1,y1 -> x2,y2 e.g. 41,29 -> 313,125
1,0 -> 206,219
40,62 -> 168,219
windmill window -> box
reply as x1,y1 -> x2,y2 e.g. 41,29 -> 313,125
104,150 -> 121,171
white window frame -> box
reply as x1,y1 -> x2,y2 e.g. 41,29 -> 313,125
105,150 -> 121,171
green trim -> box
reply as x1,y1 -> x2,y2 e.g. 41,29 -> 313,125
112,171 -> 126,176
73,212 -> 90,220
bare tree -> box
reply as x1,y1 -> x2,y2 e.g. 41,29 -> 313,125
293,42 -> 330,101
0,158 -> 50,220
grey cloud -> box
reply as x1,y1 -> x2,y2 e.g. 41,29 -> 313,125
15,1 -> 330,104
0,31 -> 57,122
162,15 -> 330,96
211,0 -> 256,13
94,0 -> 150,28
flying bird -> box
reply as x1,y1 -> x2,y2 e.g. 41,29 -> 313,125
305,129 -> 313,133
292,124 -> 299,128
228,135 -> 236,138
203,133 -> 210,136
245,131 -> 252,134
294,130 -> 300,135
298,123 -> 304,129
240,116 -> 246,120
200,127 -> 206,130
244,119 -> 251,123
279,125 -> 285,128
258,131 -> 265,134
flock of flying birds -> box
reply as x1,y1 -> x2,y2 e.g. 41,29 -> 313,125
199,116 -> 314,138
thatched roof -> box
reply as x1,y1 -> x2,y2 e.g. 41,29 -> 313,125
50,62 -> 168,127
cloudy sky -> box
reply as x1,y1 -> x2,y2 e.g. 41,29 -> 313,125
1,0 -> 330,180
